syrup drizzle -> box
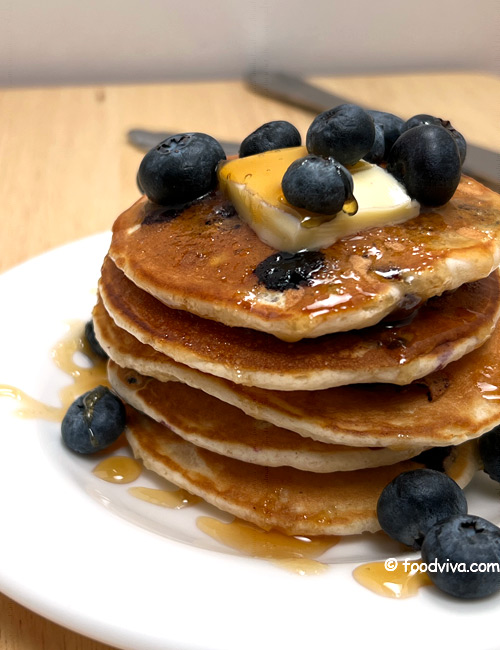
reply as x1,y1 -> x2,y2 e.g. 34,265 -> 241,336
93,456 -> 142,483
476,364 -> 500,401
0,320 -> 108,420
353,559 -> 432,598
0,385 -> 63,421
197,516 -> 339,575
128,486 -> 201,508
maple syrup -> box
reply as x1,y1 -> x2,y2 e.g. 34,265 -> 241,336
0,320 -> 108,421
128,486 -> 201,508
353,559 -> 432,598
51,319 -> 109,409
92,456 -> 142,483
476,363 -> 500,401
0,385 -> 64,421
197,516 -> 338,575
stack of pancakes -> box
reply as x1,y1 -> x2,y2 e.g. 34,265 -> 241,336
94,174 -> 500,537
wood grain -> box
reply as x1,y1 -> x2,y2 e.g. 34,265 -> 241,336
0,71 -> 499,650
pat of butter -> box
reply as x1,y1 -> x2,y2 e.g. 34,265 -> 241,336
218,146 -> 420,252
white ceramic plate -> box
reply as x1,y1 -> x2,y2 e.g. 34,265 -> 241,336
1,234 -> 500,650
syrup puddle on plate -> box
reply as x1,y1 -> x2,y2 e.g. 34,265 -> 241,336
128,486 -> 202,508
353,559 -> 432,598
0,385 -> 63,421
93,456 -> 142,483
197,516 -> 339,576
0,319 -> 108,420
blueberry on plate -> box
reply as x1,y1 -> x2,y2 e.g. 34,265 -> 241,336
282,154 -> 355,215
138,132 -> 226,206
366,109 -> 405,159
61,386 -> 126,454
422,514 -> 500,599
306,103 -> 375,166
387,124 -> 462,206
84,319 -> 108,359
479,424 -> 500,482
403,113 -> 467,164
376,468 -> 467,549
239,121 -> 301,158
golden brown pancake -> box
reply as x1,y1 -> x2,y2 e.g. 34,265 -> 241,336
109,177 -> 500,340
108,361 -> 425,472
98,258 -> 500,390
94,296 -> 500,448
125,406 -> 480,536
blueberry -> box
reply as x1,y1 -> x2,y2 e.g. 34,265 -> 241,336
254,250 -> 326,291
84,319 -> 108,359
306,104 -> 375,166
376,468 -> 467,549
282,155 -> 355,215
387,124 -> 462,206
404,113 -> 441,130
137,132 -> 226,206
239,121 -> 301,158
363,123 -> 386,164
365,110 -> 405,160
422,514 -> 500,599
136,170 -> 144,194
61,386 -> 126,454
411,446 -> 452,472
403,113 -> 467,164
479,424 -> 500,482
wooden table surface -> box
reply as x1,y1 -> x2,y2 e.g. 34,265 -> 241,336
0,71 -> 499,649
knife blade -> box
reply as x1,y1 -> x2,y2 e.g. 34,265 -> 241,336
127,129 -> 241,157
244,71 -> 500,192
245,70 -> 352,114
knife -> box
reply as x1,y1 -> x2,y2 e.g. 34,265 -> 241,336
127,71 -> 500,191
245,71 -> 500,192
128,129 -> 241,157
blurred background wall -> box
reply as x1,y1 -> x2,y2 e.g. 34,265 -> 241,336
0,0 -> 498,87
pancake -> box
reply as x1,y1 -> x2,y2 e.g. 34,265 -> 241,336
98,258 -> 500,390
108,361 -> 425,472
95,297 -> 500,448
125,406 -> 480,536
109,177 -> 500,341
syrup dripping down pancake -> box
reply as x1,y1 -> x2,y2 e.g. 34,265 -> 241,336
94,296 -> 500,448
109,177 -> 500,341
108,361 -> 425,472
98,257 -> 500,391
125,407 -> 479,536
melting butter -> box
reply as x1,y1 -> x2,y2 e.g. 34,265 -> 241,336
218,147 -> 419,252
